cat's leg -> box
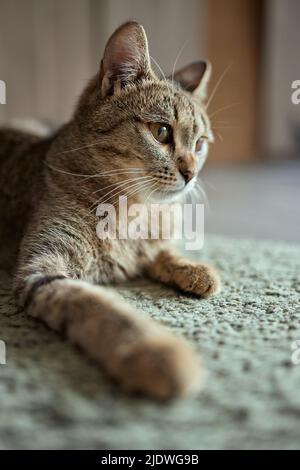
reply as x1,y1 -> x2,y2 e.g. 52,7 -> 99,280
15,252 -> 203,399
147,248 -> 220,298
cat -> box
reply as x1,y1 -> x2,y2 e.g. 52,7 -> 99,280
0,22 -> 220,399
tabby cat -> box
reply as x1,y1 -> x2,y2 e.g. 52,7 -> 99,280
0,22 -> 220,398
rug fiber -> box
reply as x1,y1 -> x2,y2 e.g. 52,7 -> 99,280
0,236 -> 300,449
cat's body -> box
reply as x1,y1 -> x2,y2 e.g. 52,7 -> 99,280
0,125 -> 162,282
0,129 -> 50,262
0,22 -> 220,398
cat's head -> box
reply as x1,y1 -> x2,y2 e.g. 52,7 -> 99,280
76,21 -> 213,203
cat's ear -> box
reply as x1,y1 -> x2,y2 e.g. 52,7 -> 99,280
173,60 -> 211,100
99,21 -> 152,98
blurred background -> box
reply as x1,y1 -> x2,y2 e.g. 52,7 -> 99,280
0,0 -> 299,242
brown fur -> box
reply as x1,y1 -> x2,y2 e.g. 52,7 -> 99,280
0,22 -> 220,399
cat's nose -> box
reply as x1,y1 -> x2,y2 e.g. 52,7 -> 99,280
179,168 -> 195,183
177,156 -> 197,184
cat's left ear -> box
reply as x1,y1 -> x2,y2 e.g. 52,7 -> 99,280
99,21 -> 153,98
173,60 -> 211,100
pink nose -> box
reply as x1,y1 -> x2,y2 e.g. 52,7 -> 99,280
177,155 -> 197,184
179,168 -> 196,184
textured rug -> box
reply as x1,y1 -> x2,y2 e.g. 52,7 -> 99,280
0,236 -> 300,450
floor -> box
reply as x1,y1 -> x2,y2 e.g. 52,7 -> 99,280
1,236 -> 300,450
203,160 -> 300,244
0,159 -> 300,450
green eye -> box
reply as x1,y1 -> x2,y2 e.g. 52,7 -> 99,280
149,123 -> 172,144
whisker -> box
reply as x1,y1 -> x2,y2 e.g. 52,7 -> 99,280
214,131 -> 223,143
99,177 -> 153,205
209,102 -> 240,119
144,181 -> 160,205
211,120 -> 230,125
90,178 -> 154,212
79,168 -> 145,184
161,185 -> 173,203
192,184 -> 202,206
46,163 -> 145,180
188,190 -> 194,207
52,140 -> 104,157
123,179 -> 156,202
194,181 -> 210,210
171,40 -> 189,90
150,55 -> 174,104
212,125 -> 238,130
198,176 -> 216,192
46,163 -> 97,178
92,180 -> 156,220
92,175 -> 150,195
206,63 -> 232,110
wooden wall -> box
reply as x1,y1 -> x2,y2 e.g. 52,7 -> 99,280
206,0 -> 263,163
0,0 -> 263,163
0,0 -> 205,124
0,0 -> 90,123
262,0 -> 300,157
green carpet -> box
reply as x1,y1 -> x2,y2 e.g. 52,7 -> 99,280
0,236 -> 300,449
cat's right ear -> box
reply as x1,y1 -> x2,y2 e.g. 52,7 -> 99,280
99,22 -> 152,98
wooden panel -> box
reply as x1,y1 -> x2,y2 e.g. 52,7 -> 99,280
34,0 -> 92,123
0,0 -> 207,125
33,0 -> 60,122
104,0 -> 207,74
0,0 -> 36,123
206,0 -> 262,163
0,0 -> 93,125
55,0 -> 92,122
262,0 -> 300,157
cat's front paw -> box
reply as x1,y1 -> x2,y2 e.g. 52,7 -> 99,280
175,263 -> 220,298
116,336 -> 203,399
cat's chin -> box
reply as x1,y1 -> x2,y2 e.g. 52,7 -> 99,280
149,183 -> 194,204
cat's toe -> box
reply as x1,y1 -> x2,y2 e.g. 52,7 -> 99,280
115,336 -> 204,399
188,264 -> 221,298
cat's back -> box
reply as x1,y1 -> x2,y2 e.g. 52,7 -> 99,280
0,126 -> 45,167
0,127 -> 48,208
0,127 -> 52,262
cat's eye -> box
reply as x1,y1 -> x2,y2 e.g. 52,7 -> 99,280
149,123 -> 172,144
195,138 -> 204,153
